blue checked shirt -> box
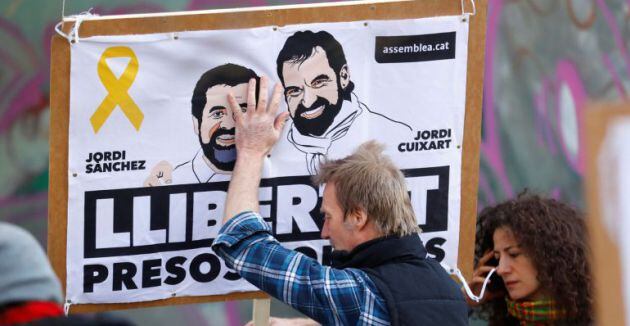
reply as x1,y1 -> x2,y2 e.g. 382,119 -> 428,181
212,211 -> 390,325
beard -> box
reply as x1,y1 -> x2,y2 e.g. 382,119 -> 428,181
199,127 -> 236,172
293,90 -> 344,137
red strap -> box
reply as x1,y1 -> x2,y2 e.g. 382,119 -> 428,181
0,301 -> 64,325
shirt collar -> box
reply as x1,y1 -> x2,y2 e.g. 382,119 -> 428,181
288,92 -> 364,155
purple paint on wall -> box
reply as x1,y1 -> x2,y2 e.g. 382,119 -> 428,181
0,72 -> 46,133
554,60 -> 586,174
481,0 -> 514,198
595,0 -> 630,77
602,52 -> 628,98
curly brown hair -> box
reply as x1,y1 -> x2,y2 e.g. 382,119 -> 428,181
474,193 -> 592,325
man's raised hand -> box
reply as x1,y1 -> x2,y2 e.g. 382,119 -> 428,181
227,76 -> 289,159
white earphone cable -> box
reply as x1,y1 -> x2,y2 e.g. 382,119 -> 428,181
441,262 -> 496,303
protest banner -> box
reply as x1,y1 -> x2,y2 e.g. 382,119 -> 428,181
49,0 -> 487,312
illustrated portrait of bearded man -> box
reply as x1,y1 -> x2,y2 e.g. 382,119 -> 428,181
276,30 -> 412,174
144,63 -> 259,185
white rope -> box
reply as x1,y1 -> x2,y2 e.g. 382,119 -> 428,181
441,262 -> 496,303
460,0 -> 477,17
63,301 -> 72,316
54,8 -> 98,44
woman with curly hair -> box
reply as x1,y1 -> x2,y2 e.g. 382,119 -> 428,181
468,193 -> 592,325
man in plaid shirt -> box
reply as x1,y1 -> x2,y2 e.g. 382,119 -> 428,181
212,77 -> 467,325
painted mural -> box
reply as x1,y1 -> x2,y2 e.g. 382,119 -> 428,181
0,0 -> 628,324
478,0 -> 629,209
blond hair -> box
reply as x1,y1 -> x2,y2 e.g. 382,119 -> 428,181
313,140 -> 420,237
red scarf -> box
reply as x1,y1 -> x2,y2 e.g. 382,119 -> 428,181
0,301 -> 64,325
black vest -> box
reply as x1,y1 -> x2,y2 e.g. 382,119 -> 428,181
332,234 -> 468,326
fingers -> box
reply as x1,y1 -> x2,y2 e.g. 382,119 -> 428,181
471,265 -> 496,290
470,264 -> 497,293
474,265 -> 495,276
157,161 -> 173,184
144,161 -> 174,187
228,93 -> 244,123
257,76 -> 268,112
477,250 -> 495,266
247,78 -> 256,113
237,76 -> 287,136
274,111 -> 290,132
470,276 -> 489,286
161,169 -> 173,184
269,83 -> 283,115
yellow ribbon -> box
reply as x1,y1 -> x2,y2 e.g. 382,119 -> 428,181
90,46 -> 144,133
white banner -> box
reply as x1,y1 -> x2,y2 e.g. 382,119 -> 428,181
67,15 -> 470,304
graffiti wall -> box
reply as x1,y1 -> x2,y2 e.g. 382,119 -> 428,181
478,0 -> 629,208
0,0 -> 628,324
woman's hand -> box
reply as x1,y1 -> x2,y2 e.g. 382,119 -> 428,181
466,251 -> 504,307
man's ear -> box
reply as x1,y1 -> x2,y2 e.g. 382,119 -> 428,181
349,207 -> 369,230
192,117 -> 199,135
339,64 -> 350,90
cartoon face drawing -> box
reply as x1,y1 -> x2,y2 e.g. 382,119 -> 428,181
281,46 -> 347,137
277,31 -> 353,137
276,31 -> 411,176
191,64 -> 258,174
194,83 -> 248,173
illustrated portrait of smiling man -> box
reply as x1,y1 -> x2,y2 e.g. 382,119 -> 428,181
172,63 -> 259,183
277,30 -> 412,174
